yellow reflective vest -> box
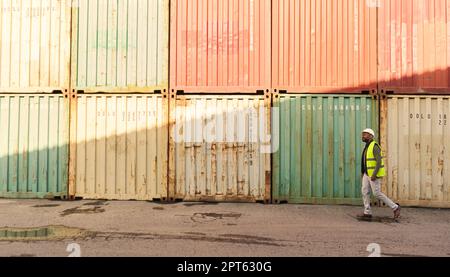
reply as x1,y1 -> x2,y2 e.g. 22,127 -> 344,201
366,141 -> 386,178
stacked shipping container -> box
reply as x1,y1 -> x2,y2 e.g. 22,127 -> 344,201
168,0 -> 272,202
0,0 -> 449,208
69,0 -> 169,200
378,0 -> 450,208
0,0 -> 71,198
271,0 -> 379,205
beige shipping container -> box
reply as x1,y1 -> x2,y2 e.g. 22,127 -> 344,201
72,0 -> 169,93
70,94 -> 168,200
380,96 -> 450,208
168,94 -> 271,202
0,0 -> 71,92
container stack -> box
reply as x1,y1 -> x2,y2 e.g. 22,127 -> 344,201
0,0 -> 71,199
168,0 -> 272,203
378,0 -> 450,208
271,0 -> 380,205
67,0 -> 169,201
1,0 -> 449,208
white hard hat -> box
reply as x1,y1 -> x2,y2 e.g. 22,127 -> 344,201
362,128 -> 375,137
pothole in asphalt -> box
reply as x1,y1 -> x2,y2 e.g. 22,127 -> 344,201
0,226 -> 87,241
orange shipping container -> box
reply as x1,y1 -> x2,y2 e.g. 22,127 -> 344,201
378,0 -> 450,93
272,0 -> 377,94
170,0 -> 271,93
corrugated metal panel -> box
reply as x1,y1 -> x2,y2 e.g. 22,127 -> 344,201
0,0 -> 71,92
72,0 -> 169,93
169,95 -> 271,202
378,0 -> 450,93
72,94 -> 168,200
170,0 -> 272,93
272,94 -> 379,204
272,0 -> 377,93
380,96 -> 450,208
0,94 -> 69,198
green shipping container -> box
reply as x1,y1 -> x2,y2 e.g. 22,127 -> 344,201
272,95 -> 379,205
0,95 -> 69,199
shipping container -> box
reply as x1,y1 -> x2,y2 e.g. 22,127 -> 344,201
272,94 -> 379,204
168,94 -> 271,202
0,94 -> 69,198
378,0 -> 450,93
170,0 -> 271,93
70,94 -> 168,200
72,0 -> 169,93
0,0 -> 71,93
380,96 -> 450,208
272,0 -> 377,93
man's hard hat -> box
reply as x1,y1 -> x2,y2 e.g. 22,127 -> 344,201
362,128 -> 375,137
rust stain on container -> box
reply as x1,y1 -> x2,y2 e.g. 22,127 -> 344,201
272,0 -> 377,93
378,0 -> 450,93
170,0 -> 271,93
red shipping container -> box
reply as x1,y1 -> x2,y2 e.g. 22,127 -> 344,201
170,0 -> 271,93
272,0 -> 378,94
378,0 -> 450,93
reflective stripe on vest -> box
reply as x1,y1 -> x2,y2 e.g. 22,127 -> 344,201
366,141 -> 386,178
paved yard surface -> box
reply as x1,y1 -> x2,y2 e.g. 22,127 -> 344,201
0,199 -> 449,257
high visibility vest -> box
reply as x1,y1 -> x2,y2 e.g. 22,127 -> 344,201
366,141 -> 386,178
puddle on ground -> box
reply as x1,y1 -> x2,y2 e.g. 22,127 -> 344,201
0,226 -> 87,241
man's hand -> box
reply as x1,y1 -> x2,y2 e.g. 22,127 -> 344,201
371,176 -> 377,182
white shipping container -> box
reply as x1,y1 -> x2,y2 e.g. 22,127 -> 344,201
0,0 -> 71,92
169,95 -> 271,202
70,94 -> 168,200
381,96 -> 450,208
72,0 -> 169,93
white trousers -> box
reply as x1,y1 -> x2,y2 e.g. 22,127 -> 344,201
362,174 -> 398,215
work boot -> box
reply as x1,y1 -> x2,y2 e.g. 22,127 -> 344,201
357,213 -> 372,219
393,204 -> 401,219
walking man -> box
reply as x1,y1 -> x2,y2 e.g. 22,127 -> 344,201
360,128 -> 401,219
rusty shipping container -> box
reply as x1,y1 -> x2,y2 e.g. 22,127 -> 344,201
0,0 -> 71,93
0,94 -> 69,198
272,94 -> 379,204
170,0 -> 271,93
380,96 -> 450,208
72,0 -> 169,93
378,0 -> 450,93
70,94 -> 168,200
272,0 -> 377,93
168,94 -> 271,202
